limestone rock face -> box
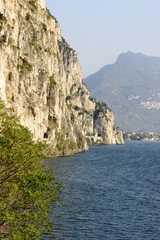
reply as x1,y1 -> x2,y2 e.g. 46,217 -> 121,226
39,0 -> 46,9
0,0 -> 124,156
88,103 -> 124,145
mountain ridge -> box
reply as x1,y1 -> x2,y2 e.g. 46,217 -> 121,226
83,52 -> 160,133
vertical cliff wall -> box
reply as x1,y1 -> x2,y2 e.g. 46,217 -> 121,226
0,0 -> 124,156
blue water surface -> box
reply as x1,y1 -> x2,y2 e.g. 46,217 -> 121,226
41,141 -> 160,240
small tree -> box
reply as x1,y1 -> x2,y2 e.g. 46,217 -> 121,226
0,101 -> 61,239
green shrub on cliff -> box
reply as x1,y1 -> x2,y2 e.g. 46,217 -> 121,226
29,0 -> 37,11
0,101 -> 61,240
0,13 -> 7,24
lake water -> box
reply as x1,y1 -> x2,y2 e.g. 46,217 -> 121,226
41,141 -> 160,240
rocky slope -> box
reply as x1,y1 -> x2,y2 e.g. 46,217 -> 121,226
83,52 -> 160,133
0,0 -> 124,156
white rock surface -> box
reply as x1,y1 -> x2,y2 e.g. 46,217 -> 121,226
0,0 -> 124,156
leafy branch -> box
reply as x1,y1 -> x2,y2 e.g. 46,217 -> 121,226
0,101 -> 62,239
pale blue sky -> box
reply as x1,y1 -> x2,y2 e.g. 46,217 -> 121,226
46,0 -> 160,78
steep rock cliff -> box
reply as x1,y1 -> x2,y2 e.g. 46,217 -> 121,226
0,0 -> 124,156
92,103 -> 124,144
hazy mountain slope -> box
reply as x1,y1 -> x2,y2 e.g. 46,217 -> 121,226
83,52 -> 160,133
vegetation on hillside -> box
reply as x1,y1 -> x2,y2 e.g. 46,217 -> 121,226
0,101 -> 62,240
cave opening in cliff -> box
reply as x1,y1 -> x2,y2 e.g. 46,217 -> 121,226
43,132 -> 48,139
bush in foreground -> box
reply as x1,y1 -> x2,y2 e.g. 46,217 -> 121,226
0,101 -> 61,239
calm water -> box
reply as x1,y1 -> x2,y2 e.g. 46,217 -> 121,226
41,141 -> 160,240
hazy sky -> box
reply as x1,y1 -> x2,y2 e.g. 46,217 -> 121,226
46,0 -> 160,78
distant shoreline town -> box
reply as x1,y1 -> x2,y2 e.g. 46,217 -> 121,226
123,131 -> 160,141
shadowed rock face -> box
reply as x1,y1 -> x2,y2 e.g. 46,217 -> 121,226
0,0 -> 123,156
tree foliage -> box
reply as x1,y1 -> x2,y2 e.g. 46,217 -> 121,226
0,101 -> 61,239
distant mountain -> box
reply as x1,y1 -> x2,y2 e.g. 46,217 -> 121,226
83,52 -> 160,133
